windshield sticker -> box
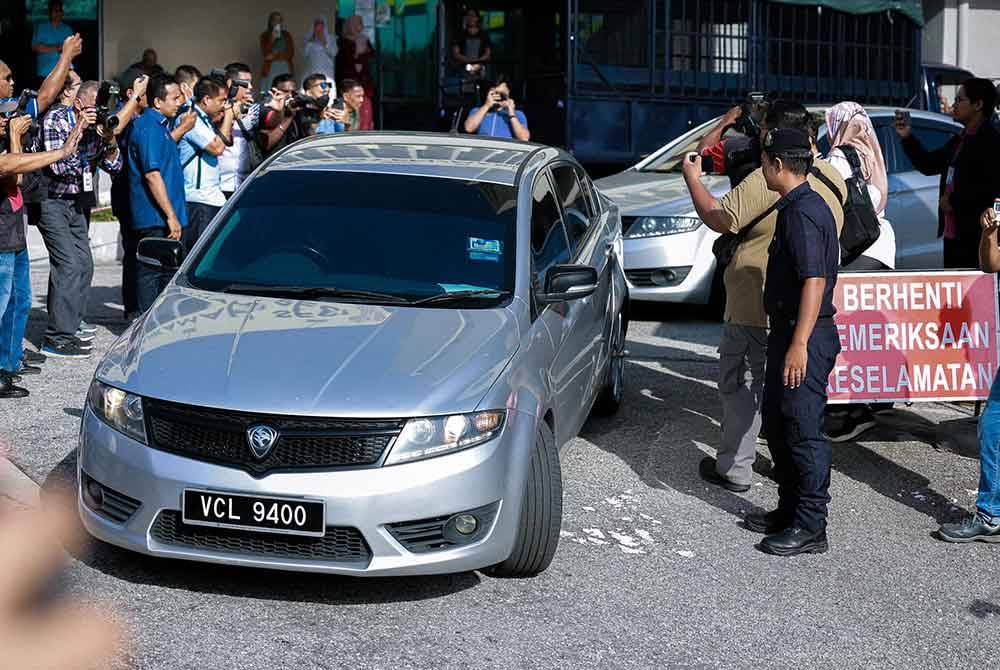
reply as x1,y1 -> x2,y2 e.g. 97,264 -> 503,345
468,237 -> 502,262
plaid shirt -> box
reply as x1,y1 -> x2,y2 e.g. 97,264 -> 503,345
41,104 -> 123,196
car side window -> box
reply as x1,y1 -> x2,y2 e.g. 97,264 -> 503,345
575,165 -> 602,219
531,175 -> 571,291
551,165 -> 593,254
892,123 -> 958,174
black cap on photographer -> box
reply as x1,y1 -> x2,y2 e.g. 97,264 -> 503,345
762,127 -> 812,158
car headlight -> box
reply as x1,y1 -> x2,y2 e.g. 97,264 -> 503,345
625,216 -> 702,239
384,410 -> 505,466
88,380 -> 147,444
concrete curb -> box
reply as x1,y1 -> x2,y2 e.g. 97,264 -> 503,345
0,456 -> 40,508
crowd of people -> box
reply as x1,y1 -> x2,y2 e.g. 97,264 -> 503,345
0,3 -> 393,402
679,79 -> 1000,555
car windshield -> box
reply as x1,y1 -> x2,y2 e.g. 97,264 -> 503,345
638,117 -> 746,173
186,171 -> 517,306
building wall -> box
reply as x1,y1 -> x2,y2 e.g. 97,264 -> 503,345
102,1 -> 339,86
923,0 -> 1000,78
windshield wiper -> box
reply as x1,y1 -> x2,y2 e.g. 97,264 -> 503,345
221,283 -> 413,304
411,289 -> 512,306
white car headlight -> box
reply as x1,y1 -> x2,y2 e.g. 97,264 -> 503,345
384,410 -> 505,466
625,216 -> 702,239
88,380 -> 147,444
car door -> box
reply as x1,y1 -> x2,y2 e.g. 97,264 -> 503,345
550,163 -> 612,425
883,118 -> 959,269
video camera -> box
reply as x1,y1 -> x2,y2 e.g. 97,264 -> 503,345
95,81 -> 120,131
700,92 -> 767,188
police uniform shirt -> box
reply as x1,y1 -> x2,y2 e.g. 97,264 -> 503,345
763,181 -> 839,322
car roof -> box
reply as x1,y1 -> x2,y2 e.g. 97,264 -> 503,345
264,132 -> 557,187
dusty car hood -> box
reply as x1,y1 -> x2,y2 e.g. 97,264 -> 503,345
596,169 -> 731,217
97,286 -> 520,418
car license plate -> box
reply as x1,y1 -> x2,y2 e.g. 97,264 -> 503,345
182,489 -> 326,537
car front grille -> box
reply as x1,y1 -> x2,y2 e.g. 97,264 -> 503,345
150,510 -> 372,565
143,398 -> 404,476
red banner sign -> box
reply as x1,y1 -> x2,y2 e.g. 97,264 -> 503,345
827,271 -> 1000,404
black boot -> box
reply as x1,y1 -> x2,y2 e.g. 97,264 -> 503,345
758,527 -> 828,556
745,509 -> 792,534
0,373 -> 28,399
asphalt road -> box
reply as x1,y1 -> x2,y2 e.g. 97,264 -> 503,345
2,264 -> 998,670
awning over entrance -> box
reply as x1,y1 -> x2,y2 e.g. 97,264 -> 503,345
771,0 -> 923,25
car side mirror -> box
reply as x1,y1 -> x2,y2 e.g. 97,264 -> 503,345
538,265 -> 599,304
136,238 -> 185,272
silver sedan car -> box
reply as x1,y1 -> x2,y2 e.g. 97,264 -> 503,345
79,133 -> 628,577
596,108 -> 962,306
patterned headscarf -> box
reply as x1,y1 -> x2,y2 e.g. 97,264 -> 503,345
825,102 -> 889,214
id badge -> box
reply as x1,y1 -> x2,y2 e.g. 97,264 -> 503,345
82,169 -> 94,193
946,166 -> 955,187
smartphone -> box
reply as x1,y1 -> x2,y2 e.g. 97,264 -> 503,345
895,109 -> 911,125
994,199 -> 1000,218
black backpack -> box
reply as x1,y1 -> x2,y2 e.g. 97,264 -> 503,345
811,145 -> 881,266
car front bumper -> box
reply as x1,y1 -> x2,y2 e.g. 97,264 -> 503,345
622,228 -> 718,304
78,406 -> 533,576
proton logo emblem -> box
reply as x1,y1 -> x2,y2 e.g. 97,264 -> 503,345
247,425 -> 280,460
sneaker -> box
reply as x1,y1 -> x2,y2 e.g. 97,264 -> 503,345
78,322 -> 98,335
41,341 -> 92,359
826,408 -> 876,443
15,363 -> 41,376
70,336 -> 94,350
0,373 -> 28,399
937,512 -> 1000,543
74,329 -> 96,342
22,349 -> 46,365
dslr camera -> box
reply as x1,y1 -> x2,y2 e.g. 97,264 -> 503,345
95,81 -> 120,131
699,92 -> 767,188
0,89 -> 38,119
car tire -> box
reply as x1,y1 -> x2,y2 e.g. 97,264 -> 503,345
592,307 -> 628,415
485,421 -> 562,578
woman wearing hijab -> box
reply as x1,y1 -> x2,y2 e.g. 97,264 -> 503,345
336,15 -> 376,130
823,101 -> 896,443
261,11 -> 295,90
302,16 -> 337,84
824,101 -> 895,271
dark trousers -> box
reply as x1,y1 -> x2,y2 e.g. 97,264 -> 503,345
37,198 -> 93,346
944,237 -> 979,270
762,324 -> 841,532
185,202 -> 220,251
134,224 -> 200,312
120,220 -> 139,314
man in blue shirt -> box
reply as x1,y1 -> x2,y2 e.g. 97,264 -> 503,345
128,74 -> 188,311
748,128 -> 842,557
177,76 -> 236,246
31,1 -> 74,81
463,77 -> 530,141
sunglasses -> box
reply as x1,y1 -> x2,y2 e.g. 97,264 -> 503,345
3,75 -> 13,83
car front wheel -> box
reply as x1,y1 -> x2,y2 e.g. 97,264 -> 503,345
485,421 -> 562,578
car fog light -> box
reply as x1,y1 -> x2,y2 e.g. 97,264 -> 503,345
86,480 -> 104,507
454,514 -> 478,535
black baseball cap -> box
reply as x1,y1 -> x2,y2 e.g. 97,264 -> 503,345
762,127 -> 812,157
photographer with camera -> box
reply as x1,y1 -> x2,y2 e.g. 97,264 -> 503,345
695,96 -> 766,189
894,78 -> 1000,269
219,63 -> 263,199
35,76 -> 122,360
681,101 -> 846,494
0,115 -> 84,395
463,76 -> 529,141
296,73 -> 333,135
259,74 -> 302,155
178,75 -> 237,245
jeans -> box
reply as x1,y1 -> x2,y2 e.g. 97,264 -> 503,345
762,324 -> 842,531
36,198 -> 92,346
119,218 -> 138,314
976,373 -> 1000,521
0,249 -> 31,372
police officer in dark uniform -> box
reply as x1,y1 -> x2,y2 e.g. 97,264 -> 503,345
746,127 -> 842,556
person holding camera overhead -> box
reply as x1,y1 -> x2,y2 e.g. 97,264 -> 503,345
681,101 -> 845,493
463,76 -> 530,141
36,74 -> 122,360
261,11 -> 295,91
894,78 -> 1000,269
177,76 -> 237,246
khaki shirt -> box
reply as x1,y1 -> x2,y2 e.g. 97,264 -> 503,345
718,160 -> 846,327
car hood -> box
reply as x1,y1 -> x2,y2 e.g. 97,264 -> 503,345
97,286 -> 521,418
596,169 -> 731,217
